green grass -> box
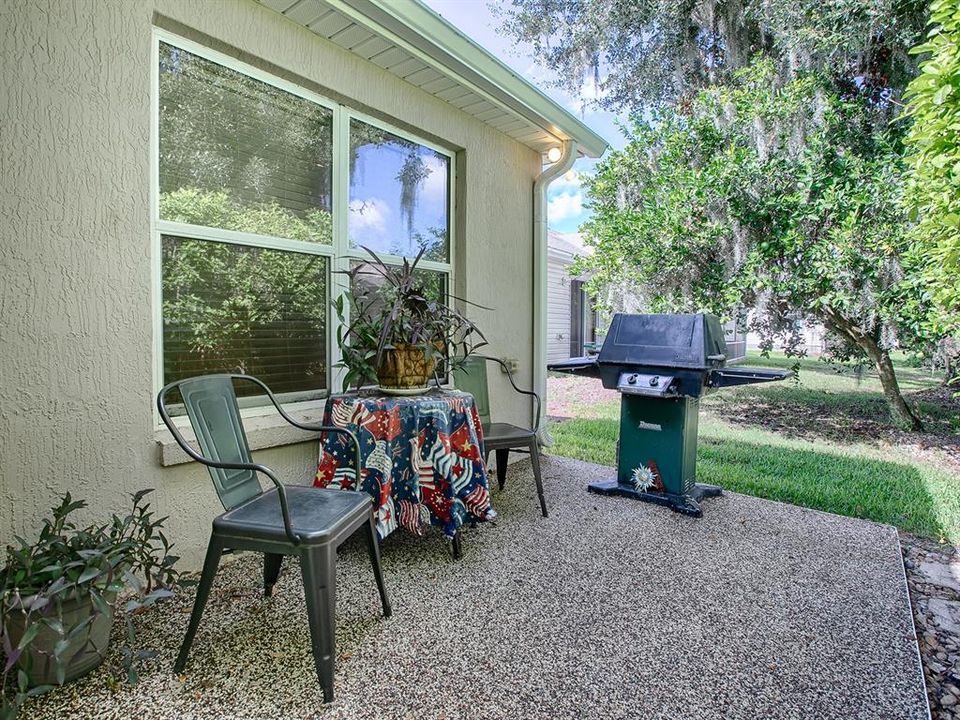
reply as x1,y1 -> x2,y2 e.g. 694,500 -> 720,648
548,352 -> 960,542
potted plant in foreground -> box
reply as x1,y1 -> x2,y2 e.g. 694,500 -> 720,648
1,490 -> 179,719
333,247 -> 488,393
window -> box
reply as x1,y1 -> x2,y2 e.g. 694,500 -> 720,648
349,119 -> 450,261
154,33 -> 454,406
163,237 -> 329,396
569,280 -> 597,357
158,42 -> 334,243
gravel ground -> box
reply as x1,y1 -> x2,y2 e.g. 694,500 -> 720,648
903,534 -> 960,719
22,456 -> 928,720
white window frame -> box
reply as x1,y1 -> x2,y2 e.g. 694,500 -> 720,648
151,29 -> 456,422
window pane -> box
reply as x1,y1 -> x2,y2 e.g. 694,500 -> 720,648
349,263 -> 448,305
349,119 -> 449,261
162,235 -> 328,397
159,42 -> 333,244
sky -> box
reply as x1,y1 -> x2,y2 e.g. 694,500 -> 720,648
420,0 -> 627,235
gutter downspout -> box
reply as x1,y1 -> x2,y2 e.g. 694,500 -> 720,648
533,139 -> 577,442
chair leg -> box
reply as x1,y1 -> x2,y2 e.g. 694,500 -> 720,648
264,553 -> 283,597
364,513 -> 391,617
495,448 -> 509,490
529,438 -> 548,518
174,536 -> 223,674
300,546 -> 337,703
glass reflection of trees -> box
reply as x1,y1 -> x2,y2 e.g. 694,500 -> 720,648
158,42 -> 451,398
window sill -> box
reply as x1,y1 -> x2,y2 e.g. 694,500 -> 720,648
155,401 -> 328,467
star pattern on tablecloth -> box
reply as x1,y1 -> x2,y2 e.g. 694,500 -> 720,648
314,392 -> 493,539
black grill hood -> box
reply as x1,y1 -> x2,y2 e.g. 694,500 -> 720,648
598,313 -> 728,370
547,312 -> 790,397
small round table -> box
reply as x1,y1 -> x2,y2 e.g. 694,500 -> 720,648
314,389 -> 496,542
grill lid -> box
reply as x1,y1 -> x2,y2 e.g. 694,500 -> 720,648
598,313 -> 729,370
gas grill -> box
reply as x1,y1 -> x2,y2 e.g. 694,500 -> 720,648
548,313 -> 789,516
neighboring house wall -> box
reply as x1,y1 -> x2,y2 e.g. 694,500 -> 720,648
745,320 -> 827,355
0,0 -> 541,566
546,233 -> 595,361
547,254 -> 580,362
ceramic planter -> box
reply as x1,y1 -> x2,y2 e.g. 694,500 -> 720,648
376,344 -> 436,391
5,589 -> 117,686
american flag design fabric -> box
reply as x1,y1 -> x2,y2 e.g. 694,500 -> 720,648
314,390 -> 496,539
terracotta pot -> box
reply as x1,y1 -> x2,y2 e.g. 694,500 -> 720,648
5,590 -> 117,687
376,344 -> 436,389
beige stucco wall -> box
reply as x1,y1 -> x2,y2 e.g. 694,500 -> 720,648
0,0 -> 541,567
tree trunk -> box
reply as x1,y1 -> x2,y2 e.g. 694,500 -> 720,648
821,308 -> 923,431
944,337 -> 960,388
871,346 -> 923,430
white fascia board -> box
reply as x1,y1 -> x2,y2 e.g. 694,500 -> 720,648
548,247 -> 580,263
327,0 -> 610,158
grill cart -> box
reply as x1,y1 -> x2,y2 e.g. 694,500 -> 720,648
548,313 -> 789,517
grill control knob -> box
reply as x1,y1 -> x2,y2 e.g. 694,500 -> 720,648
649,375 -> 660,387
627,374 -> 638,385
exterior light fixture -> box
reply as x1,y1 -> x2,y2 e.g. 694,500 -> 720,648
546,146 -> 562,163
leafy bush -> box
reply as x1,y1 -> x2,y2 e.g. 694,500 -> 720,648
1,491 -> 179,719
904,0 -> 960,338
576,59 -> 927,427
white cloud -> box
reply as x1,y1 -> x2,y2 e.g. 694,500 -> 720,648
348,197 -> 389,234
548,190 -> 584,222
551,169 -> 583,192
579,76 -> 609,103
421,155 -> 448,202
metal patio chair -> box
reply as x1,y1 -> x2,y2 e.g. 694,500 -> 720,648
452,355 -> 548,517
157,374 -> 391,703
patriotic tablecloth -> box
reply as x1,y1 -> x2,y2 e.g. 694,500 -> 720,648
314,390 -> 496,539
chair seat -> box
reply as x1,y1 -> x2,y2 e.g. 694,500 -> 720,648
483,422 -> 536,448
213,486 -> 371,544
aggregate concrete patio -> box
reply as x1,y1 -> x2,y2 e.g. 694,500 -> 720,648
24,455 -> 928,720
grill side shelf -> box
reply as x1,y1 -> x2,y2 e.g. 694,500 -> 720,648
709,367 -> 791,388
546,356 -> 602,378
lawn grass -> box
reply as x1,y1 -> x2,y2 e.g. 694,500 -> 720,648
548,352 -> 960,542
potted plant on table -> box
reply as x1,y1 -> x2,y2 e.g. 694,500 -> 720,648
1,489 -> 179,719
333,247 -> 488,393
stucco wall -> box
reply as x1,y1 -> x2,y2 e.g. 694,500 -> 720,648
0,0 -> 540,566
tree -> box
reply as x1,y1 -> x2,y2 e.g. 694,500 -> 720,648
903,0 -> 960,382
497,0 -> 936,426
576,61 -> 926,428
495,0 -> 927,110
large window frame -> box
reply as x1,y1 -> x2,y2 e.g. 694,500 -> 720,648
150,29 -> 456,418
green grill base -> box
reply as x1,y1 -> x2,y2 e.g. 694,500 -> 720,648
587,478 -> 722,517
592,393 -> 723,517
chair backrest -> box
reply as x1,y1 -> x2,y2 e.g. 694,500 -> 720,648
452,356 -> 491,425
160,375 -> 262,511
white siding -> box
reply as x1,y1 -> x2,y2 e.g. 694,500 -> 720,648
547,254 -> 573,363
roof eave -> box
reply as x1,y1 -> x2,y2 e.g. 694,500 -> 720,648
327,0 -> 609,158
